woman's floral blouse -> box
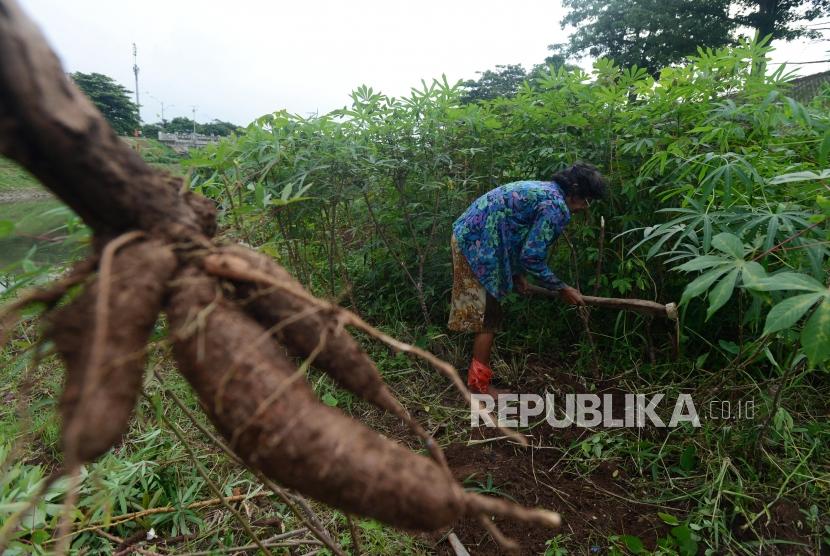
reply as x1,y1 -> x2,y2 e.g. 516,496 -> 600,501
452,180 -> 571,300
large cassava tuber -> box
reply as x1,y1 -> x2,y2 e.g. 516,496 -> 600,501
209,246 -> 387,401
48,240 -> 176,464
203,246 -> 449,465
167,270 -> 560,531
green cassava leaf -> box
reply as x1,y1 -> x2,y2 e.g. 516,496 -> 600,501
740,260 -> 766,287
680,266 -> 732,306
801,299 -> 830,366
711,232 -> 744,258
707,268 -> 739,319
763,293 -> 824,335
676,255 -> 728,272
751,272 -> 827,293
768,169 -> 830,185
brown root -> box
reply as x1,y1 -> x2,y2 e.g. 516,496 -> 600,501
203,247 -> 448,467
0,1 -> 562,546
49,240 -> 176,464
202,248 -> 528,446
167,269 -> 464,530
166,268 -> 559,532
466,492 -> 561,528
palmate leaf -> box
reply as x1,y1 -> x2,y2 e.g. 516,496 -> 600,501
680,265 -> 732,306
751,272 -> 826,293
802,299 -> 830,366
740,260 -> 767,288
763,293 -> 824,335
711,232 -> 744,259
707,268 -> 740,320
676,255 -> 728,272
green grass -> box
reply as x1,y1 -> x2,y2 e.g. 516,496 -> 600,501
0,157 -> 42,191
0,141 -> 180,194
0,199 -> 66,234
121,137 -> 180,164
0,320 -> 432,555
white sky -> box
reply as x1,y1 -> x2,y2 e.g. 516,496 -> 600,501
18,0 -> 830,126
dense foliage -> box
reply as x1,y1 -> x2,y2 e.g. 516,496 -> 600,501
191,40 -> 829,368
70,72 -> 139,136
141,117 -> 241,139
558,0 -> 830,74
2,39 -> 828,555
560,0 -> 736,76
187,46 -> 830,550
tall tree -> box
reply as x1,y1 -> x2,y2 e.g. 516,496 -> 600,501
199,119 -> 241,136
70,72 -> 140,135
735,0 -> 830,42
560,0 -> 736,76
560,0 -> 830,77
461,64 -> 529,103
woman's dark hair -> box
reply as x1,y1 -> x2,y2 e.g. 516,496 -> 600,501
552,162 -> 608,200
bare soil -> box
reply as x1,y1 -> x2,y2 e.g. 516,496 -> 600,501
419,362 -> 816,555
410,363 -> 676,555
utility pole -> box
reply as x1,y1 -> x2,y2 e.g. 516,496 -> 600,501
190,105 -> 197,136
144,92 -> 173,127
132,43 -> 141,123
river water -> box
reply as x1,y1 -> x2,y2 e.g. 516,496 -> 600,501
0,192 -> 86,292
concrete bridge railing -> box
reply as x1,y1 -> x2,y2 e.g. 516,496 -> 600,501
157,131 -> 221,153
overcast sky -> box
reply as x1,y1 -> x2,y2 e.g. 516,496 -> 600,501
18,0 -> 830,126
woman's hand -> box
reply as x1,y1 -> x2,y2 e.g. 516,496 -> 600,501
559,286 -> 585,306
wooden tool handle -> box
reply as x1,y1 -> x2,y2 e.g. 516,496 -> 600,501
525,284 -> 678,320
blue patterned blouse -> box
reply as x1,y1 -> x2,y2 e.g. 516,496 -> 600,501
452,181 -> 571,300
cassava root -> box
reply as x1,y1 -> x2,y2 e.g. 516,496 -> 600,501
49,239 -> 176,465
204,245 -> 449,468
167,270 -> 560,531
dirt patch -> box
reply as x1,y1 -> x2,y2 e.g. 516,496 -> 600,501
0,188 -> 52,203
416,361 -> 818,554
410,362 -> 675,554
427,437 -> 674,555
